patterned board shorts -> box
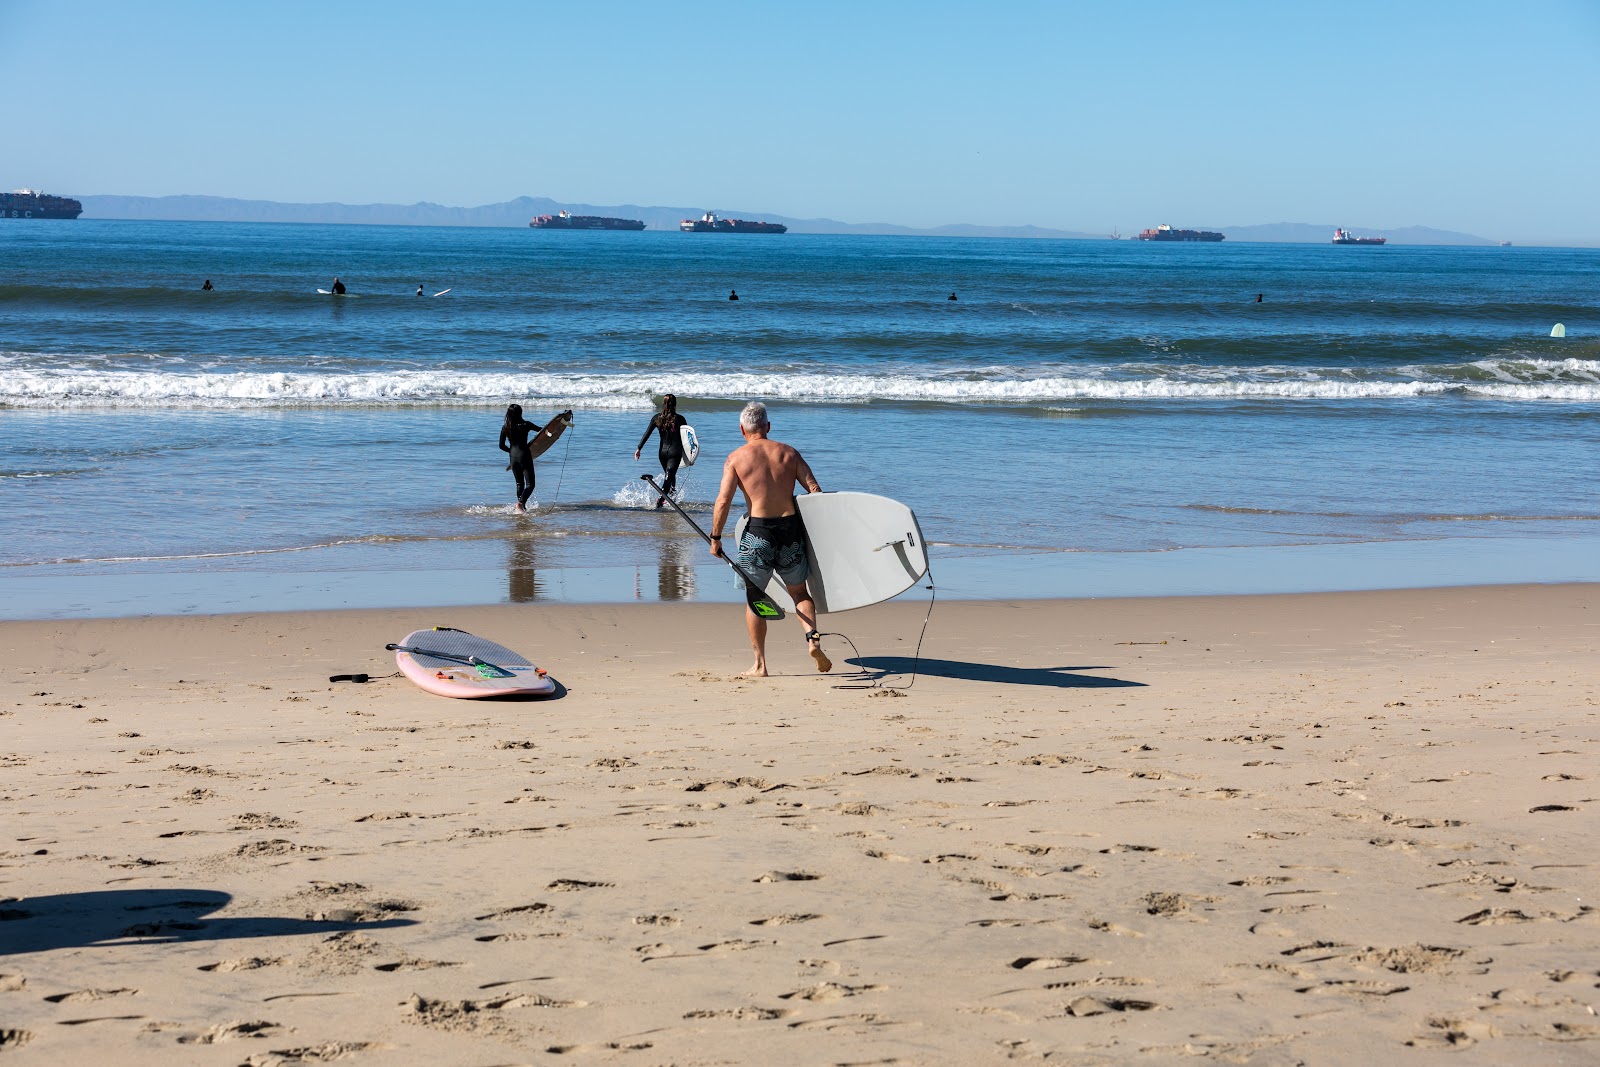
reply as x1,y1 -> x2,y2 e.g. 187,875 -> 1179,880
738,513 -> 810,589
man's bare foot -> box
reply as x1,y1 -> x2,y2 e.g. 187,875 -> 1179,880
515,503 -> 526,513
740,664 -> 768,678
809,641 -> 833,674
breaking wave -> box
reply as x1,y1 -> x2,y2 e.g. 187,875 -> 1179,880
2,357 -> 1598,408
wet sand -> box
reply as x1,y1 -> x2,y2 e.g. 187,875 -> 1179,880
1,584 -> 1596,1064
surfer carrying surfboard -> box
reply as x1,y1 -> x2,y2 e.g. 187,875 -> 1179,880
710,401 -> 832,677
498,404 -> 545,512
634,393 -> 689,507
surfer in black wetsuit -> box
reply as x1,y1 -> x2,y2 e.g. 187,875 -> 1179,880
635,393 -> 687,508
499,403 -> 545,512
729,289 -> 739,301
948,291 -> 957,301
331,277 -> 346,295
202,279 -> 213,291
417,284 -> 424,297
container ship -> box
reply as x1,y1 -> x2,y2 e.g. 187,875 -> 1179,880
530,210 -> 645,230
1332,228 -> 1386,245
679,211 -> 787,234
1138,224 -> 1223,242
2,189 -> 82,219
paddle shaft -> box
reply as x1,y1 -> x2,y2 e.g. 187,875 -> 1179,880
640,475 -> 785,620
385,643 -> 515,677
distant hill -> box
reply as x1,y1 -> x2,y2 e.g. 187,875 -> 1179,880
77,194 -> 1103,240
1221,221 -> 1495,246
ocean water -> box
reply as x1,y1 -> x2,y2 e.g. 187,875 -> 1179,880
3,220 -> 1597,618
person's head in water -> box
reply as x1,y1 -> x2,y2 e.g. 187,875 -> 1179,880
740,400 -> 769,436
505,403 -> 523,426
661,393 -> 678,423
729,289 -> 739,300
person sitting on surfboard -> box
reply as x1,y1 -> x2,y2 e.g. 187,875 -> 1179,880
331,277 -> 346,295
635,393 -> 689,508
710,401 -> 831,677
498,403 -> 545,512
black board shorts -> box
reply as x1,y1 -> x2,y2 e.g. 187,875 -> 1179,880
738,513 -> 810,589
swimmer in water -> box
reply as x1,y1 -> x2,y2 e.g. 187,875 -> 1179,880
635,393 -> 688,508
499,403 -> 545,512
202,279 -> 214,291
729,289 -> 739,301
331,277 -> 346,295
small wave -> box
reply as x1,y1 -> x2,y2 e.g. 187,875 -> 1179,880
3,359 -> 1600,408
3,537 -> 384,567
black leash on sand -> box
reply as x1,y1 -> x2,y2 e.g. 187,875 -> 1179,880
822,566 -> 936,692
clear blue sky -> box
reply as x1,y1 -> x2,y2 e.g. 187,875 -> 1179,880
5,0 -> 1598,242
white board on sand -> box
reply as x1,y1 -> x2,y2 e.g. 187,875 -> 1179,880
1551,323 -> 1566,338
680,424 -> 700,466
734,491 -> 928,614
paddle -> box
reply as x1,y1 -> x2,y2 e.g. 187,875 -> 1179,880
384,642 -> 517,678
641,474 -> 786,621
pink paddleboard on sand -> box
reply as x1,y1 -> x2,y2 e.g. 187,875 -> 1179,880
392,627 -> 556,699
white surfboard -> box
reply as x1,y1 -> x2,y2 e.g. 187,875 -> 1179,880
433,288 -> 452,297
1551,323 -> 1566,338
680,424 -> 700,466
734,492 -> 927,614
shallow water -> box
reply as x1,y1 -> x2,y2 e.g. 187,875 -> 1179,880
3,221 -> 1597,618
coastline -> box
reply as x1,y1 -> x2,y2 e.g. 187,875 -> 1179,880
3,583 -> 1595,1062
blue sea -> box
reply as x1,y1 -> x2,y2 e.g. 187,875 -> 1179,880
2,220 -> 1597,619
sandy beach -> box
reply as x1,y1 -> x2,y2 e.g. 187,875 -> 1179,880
1,584 -> 1596,1064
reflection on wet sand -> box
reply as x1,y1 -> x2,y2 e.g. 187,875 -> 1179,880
508,531 -> 541,602
657,530 -> 697,601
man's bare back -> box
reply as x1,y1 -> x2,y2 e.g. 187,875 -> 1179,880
724,438 -> 819,518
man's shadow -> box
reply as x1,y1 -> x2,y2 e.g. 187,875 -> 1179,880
845,656 -> 1146,689
1,888 -> 415,956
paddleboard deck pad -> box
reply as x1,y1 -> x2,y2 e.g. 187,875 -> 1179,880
393,627 -> 555,698
734,491 -> 927,614
527,410 -> 574,460
680,424 -> 700,466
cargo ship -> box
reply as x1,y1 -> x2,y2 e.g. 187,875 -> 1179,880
530,210 -> 645,230
1332,228 -> 1386,245
679,211 -> 787,234
1,189 -> 82,219
1138,224 -> 1223,242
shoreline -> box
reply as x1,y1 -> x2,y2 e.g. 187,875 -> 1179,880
3,583 -> 1596,1062
6,532 -> 1600,622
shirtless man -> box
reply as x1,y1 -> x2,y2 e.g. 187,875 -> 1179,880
710,401 -> 831,677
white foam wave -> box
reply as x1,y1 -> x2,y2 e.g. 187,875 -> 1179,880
3,362 -> 1599,408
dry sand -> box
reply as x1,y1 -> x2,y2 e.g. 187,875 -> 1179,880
0,584 -> 1596,1065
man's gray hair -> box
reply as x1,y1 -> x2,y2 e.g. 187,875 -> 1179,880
740,401 -> 770,432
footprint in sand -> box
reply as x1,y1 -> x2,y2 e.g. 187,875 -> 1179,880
547,879 -> 612,892
42,988 -> 137,1003
546,1040 -> 654,1054
682,1006 -> 794,1021
239,1042 -> 385,1066
1061,996 -> 1158,1017
177,1019 -> 283,1044
199,957 -> 286,972
475,904 -> 552,921
749,913 -> 822,926
753,870 -> 821,882
1010,957 -> 1091,970
779,982 -> 887,1001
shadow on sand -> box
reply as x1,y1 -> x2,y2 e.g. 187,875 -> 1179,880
845,656 -> 1146,689
0,888 -> 416,956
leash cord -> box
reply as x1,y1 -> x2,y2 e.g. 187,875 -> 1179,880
821,566 -> 936,691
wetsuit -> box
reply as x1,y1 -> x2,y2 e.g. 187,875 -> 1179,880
638,413 -> 686,501
499,416 -> 545,508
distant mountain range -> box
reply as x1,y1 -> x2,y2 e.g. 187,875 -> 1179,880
75,194 -> 1495,244
78,194 -> 1104,239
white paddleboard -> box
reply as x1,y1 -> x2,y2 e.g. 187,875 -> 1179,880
734,492 -> 927,614
680,424 -> 700,466
393,627 -> 555,699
